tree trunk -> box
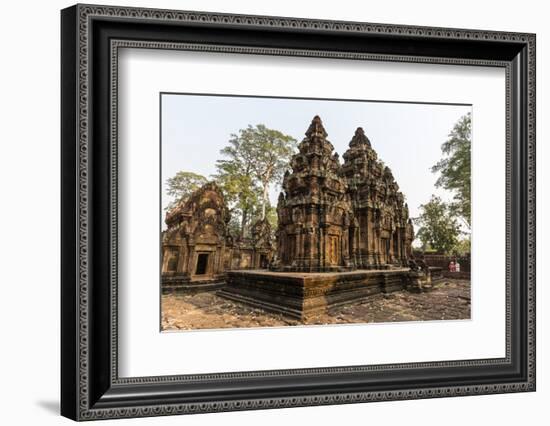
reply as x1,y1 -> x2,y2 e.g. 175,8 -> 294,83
240,209 -> 248,239
261,183 -> 269,220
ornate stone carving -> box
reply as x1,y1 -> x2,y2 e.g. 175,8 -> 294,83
274,117 -> 414,272
342,126 -> 413,268
161,182 -> 231,283
251,218 -> 274,269
274,116 -> 355,272
161,183 -> 274,290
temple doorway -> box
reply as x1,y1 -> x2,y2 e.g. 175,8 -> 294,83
393,232 -> 399,262
195,253 -> 209,275
329,236 -> 339,265
384,238 -> 390,263
259,254 -> 268,269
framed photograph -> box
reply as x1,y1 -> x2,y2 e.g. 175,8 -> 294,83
61,4 -> 536,421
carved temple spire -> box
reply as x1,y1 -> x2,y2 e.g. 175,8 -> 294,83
349,126 -> 371,148
340,125 -> 413,268
305,115 -> 328,139
274,116 -> 354,272
295,115 -> 337,173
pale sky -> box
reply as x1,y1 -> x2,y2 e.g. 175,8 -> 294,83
161,93 -> 470,236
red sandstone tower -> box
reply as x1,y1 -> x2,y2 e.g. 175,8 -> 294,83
274,116 -> 414,272
342,127 -> 413,268
274,115 -> 355,272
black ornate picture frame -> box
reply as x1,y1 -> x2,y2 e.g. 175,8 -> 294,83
61,4 -> 536,421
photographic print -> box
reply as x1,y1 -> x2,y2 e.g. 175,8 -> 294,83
61,7 -> 535,418
160,94 -> 472,331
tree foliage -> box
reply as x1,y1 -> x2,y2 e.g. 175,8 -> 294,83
262,202 -> 278,242
431,112 -> 471,228
230,125 -> 297,220
212,137 -> 261,238
212,124 -> 296,237
166,125 -> 296,238
165,171 -> 208,209
414,196 -> 462,254
452,237 -> 471,256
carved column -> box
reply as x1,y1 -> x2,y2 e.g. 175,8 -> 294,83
177,244 -> 187,273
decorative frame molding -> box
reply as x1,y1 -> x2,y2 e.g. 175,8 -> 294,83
61,4 -> 535,421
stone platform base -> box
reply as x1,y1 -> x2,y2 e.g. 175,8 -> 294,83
162,274 -> 225,293
218,268 -> 412,320
406,267 -> 444,292
430,266 -> 444,281
442,270 -> 470,280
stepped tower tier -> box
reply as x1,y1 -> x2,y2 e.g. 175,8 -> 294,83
342,127 -> 413,268
273,116 -> 357,272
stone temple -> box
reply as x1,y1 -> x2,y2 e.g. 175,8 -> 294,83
272,115 -> 355,272
270,115 -> 414,272
161,182 -> 273,291
162,116 -> 440,319
342,125 -> 415,268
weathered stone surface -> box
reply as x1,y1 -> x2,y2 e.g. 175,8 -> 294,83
161,183 -> 274,291
273,115 -> 354,272
219,268 -> 412,320
161,278 -> 471,330
342,126 -> 414,268
161,182 -> 231,291
218,117 -> 427,319
272,116 -> 414,273
161,115 -> 440,322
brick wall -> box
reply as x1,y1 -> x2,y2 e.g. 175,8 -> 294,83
413,252 -> 471,274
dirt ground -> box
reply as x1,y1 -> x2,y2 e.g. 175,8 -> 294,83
161,278 -> 471,331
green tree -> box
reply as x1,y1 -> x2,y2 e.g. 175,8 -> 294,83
165,171 -> 207,209
242,125 -> 297,219
414,195 -> 462,254
213,134 -> 262,238
264,203 -> 278,235
219,125 -> 297,220
452,237 -> 471,256
213,124 -> 296,236
431,112 -> 471,228
247,201 -> 278,241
